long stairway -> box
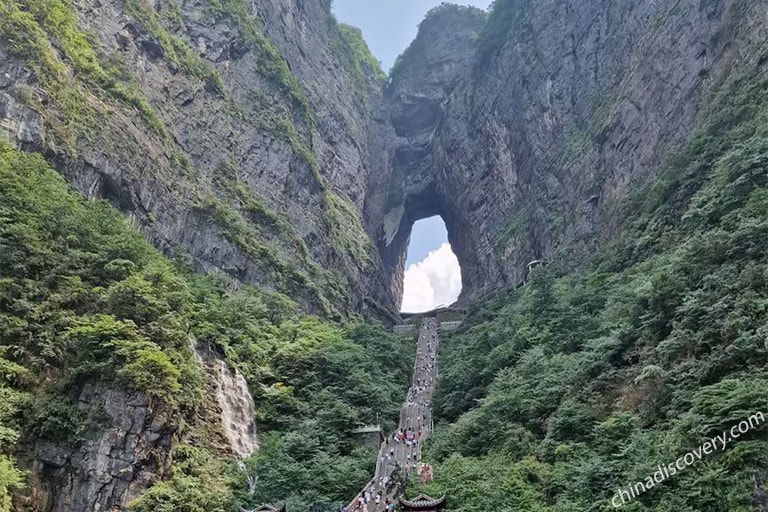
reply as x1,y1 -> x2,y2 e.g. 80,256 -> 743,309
347,318 -> 439,511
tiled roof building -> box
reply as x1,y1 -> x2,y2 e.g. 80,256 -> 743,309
398,494 -> 447,512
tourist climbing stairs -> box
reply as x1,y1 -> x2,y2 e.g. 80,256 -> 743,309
347,318 -> 439,511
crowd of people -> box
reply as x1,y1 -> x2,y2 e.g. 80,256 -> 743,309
347,318 -> 439,512
348,480 -> 396,512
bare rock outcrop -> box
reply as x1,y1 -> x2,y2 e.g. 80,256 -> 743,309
26,385 -> 175,512
369,0 -> 768,305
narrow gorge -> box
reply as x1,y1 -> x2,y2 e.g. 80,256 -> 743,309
0,0 -> 767,510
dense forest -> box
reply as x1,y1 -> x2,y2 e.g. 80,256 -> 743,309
1,0 -> 767,509
409,46 -> 768,512
0,141 -> 414,510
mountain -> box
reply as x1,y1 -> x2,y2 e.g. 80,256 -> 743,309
376,0 -> 767,304
0,0 -> 766,510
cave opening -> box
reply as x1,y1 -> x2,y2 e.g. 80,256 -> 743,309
400,216 -> 462,313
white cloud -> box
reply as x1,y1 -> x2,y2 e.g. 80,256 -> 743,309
401,243 -> 462,312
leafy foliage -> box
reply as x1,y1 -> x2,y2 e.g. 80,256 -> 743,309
129,446 -> 234,512
331,20 -> 385,111
389,3 -> 486,86
203,0 -> 312,119
475,0 -> 530,68
0,348 -> 27,511
0,0 -> 381,318
124,0 -> 225,94
0,455 -> 24,512
414,58 -> 768,511
0,0 -> 167,142
0,141 -> 413,510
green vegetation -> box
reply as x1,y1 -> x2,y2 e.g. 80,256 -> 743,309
203,0 -> 259,40
589,91 -> 620,136
0,0 -> 376,312
26,394 -> 109,447
102,0 -> 374,305
203,139 -> 376,311
0,140 -> 202,414
129,445 -> 235,512
212,161 -> 305,251
203,0 -> 311,121
325,193 -> 377,271
475,0 -> 530,69
273,117 -> 325,189
331,21 -> 385,110
192,187 -> 335,316
560,128 -> 592,165
231,323 -> 415,509
124,0 -> 224,94
0,141 -> 413,510
0,349 -> 27,512
409,58 -> 768,511
0,0 -> 167,144
0,455 -> 24,512
390,3 -> 486,81
208,160 -> 379,316
332,23 -> 385,82
493,207 -> 532,257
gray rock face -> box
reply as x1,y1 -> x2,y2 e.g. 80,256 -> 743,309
27,385 -> 174,512
364,6 -> 488,305
0,0 -> 764,311
0,91 -> 43,146
369,0 -> 768,305
0,0 -> 388,316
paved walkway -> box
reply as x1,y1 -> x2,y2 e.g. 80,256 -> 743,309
348,318 -> 439,512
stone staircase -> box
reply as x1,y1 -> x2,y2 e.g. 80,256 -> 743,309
347,318 -> 439,511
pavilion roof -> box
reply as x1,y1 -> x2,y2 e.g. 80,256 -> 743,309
398,494 -> 447,509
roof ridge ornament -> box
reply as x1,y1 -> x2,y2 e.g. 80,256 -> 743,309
398,494 -> 447,510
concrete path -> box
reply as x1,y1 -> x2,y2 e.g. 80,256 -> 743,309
347,318 -> 439,512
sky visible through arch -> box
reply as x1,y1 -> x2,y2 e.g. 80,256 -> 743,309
401,218 -> 462,312
331,0 -> 492,312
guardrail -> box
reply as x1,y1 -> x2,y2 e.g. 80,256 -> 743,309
392,324 -> 416,334
439,321 -> 461,331
345,438 -> 390,511
351,424 -> 382,434
347,319 -> 438,511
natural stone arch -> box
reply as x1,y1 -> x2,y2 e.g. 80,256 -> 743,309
366,5 -> 495,312
377,185 -> 468,311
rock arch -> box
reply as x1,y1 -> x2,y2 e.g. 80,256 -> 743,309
365,6 -> 504,311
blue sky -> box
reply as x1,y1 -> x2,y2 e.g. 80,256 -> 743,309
332,0 -> 493,72
332,0 -> 494,310
407,216 -> 447,266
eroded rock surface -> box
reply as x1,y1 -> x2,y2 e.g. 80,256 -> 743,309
369,0 -> 768,304
27,385 -> 174,512
4,0 -> 764,313
2,2 -> 768,506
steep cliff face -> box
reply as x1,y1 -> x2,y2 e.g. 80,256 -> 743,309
0,0 -> 390,317
2,0 -> 768,506
24,385 -> 175,512
4,0 -> 763,316
0,3 -> 392,509
372,0 -> 768,305
364,6 -> 488,306
21,350 -> 257,512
